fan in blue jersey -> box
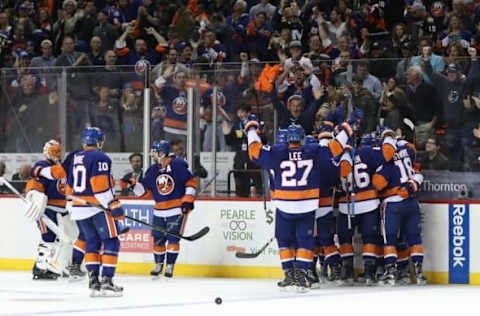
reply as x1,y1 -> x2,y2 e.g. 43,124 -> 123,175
34,127 -> 125,297
25,139 -> 87,281
245,115 -> 353,292
372,139 -> 426,286
125,140 -> 197,278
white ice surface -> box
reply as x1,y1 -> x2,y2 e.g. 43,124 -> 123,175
1,271 -> 480,316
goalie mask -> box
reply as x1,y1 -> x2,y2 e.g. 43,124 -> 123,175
151,140 -> 170,162
43,140 -> 64,162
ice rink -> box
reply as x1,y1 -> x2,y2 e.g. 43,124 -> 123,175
1,271 -> 480,316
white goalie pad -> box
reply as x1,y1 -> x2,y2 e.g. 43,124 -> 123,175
24,190 -> 47,221
36,242 -> 61,274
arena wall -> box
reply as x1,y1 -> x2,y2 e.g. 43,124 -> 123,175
0,196 -> 478,284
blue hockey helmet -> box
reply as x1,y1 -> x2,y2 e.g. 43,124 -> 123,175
360,132 -> 377,147
82,127 -> 105,148
304,135 -> 317,145
287,124 -> 305,143
276,128 -> 288,144
151,140 -> 170,158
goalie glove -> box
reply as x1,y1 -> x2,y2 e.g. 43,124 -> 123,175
24,190 -> 47,221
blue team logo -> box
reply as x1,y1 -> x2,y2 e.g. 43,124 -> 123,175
156,174 -> 175,195
172,96 -> 187,116
57,178 -> 67,195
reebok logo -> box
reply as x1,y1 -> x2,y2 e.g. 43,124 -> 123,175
449,204 -> 469,284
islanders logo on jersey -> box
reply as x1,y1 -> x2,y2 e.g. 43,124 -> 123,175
156,174 -> 175,195
172,95 -> 187,116
210,90 -> 226,108
56,178 -> 67,195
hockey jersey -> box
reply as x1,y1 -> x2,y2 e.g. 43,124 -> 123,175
248,131 -> 347,214
26,160 -> 67,213
41,147 -> 116,220
134,157 -> 197,217
160,86 -> 188,135
339,146 -> 388,215
372,141 -> 417,202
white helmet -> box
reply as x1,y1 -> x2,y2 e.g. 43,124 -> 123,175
43,139 -> 64,162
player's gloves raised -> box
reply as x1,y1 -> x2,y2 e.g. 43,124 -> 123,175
108,199 -> 125,220
244,114 -> 260,132
338,121 -> 354,138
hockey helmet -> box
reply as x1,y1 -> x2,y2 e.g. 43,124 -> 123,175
276,128 -> 288,144
82,127 -> 105,148
287,124 -> 304,143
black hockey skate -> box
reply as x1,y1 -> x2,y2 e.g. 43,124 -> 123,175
397,265 -> 411,285
340,258 -> 354,285
68,263 -> 86,281
307,267 -> 320,289
150,263 -> 163,277
164,264 -> 174,278
88,271 -> 101,297
328,262 -> 342,283
294,268 -> 311,292
378,264 -> 397,286
414,262 -> 427,286
363,259 -> 377,286
277,268 -> 296,289
100,276 -> 124,297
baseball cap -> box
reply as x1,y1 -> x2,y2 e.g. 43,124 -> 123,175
289,41 -> 302,49
371,41 -> 381,50
41,39 -> 53,47
447,63 -> 458,73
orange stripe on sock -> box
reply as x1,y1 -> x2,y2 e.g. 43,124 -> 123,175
102,254 -> 118,265
85,253 -> 100,264
296,248 -> 314,261
153,245 -> 166,253
167,243 -> 180,252
279,248 -> 295,260
339,244 -> 354,255
74,240 -> 86,252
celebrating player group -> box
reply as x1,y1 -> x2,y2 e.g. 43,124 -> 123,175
244,114 -> 426,292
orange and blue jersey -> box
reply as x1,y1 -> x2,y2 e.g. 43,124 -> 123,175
248,137 -> 345,214
26,160 -> 67,212
372,141 -> 417,202
160,87 -> 188,135
136,158 -> 197,217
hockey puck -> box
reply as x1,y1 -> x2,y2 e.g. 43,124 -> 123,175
215,297 -> 222,305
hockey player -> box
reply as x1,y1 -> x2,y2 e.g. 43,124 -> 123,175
124,140 -> 197,278
25,139 -> 86,280
372,138 -> 426,286
33,127 -> 125,296
246,117 -> 353,292
337,131 -> 397,285
312,128 -> 342,285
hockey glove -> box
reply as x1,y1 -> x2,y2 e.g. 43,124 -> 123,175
108,200 -> 125,220
32,165 -> 44,178
120,175 -> 136,189
181,202 -> 194,214
338,121 -> 354,138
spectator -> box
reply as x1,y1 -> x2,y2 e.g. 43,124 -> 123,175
325,7 -> 347,45
443,41 -> 469,75
197,29 -> 227,66
151,48 -> 188,84
438,14 -> 471,50
153,70 -> 188,144
268,27 -> 291,55
356,61 -> 382,100
226,0 -> 249,61
366,41 -> 396,82
351,74 -> 377,133
222,103 -> 262,197
422,46 -> 480,170
120,153 -> 143,196
411,37 -> 445,84
395,41 -> 415,84
92,9 -> 119,51
95,49 -> 124,99
246,11 -> 272,61
169,138 -> 207,179
88,85 -> 122,152
390,23 -> 410,53
277,3 -> 303,42
88,35 -> 105,65
11,163 -> 31,193
249,0 -> 276,25
53,0 -> 85,50
115,24 -> 167,65
418,136 -> 449,170
380,87 -> 404,134
330,50 -> 352,88
404,65 -> 440,149
120,83 -> 143,152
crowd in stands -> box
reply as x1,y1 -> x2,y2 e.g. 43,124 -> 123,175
1,0 -> 480,189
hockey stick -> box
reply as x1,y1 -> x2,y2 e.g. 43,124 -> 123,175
198,172 -> 219,195
0,177 -> 72,243
65,194 -> 209,241
235,237 -> 275,259
380,202 -> 387,244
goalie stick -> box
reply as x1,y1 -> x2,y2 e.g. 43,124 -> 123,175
235,237 -> 275,258
0,177 -> 72,244
66,194 -> 209,241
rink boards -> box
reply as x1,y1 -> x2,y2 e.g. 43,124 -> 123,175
0,197 -> 479,285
